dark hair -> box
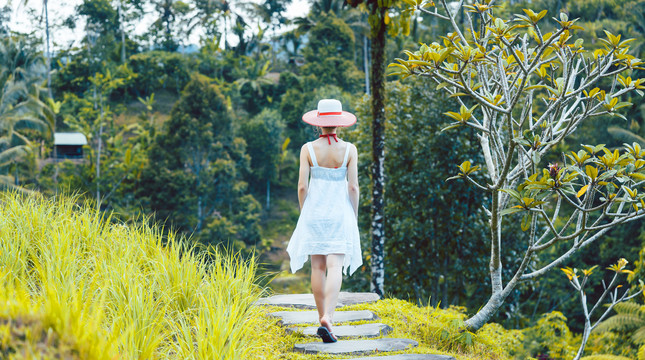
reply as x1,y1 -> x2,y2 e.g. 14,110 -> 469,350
315,126 -> 339,136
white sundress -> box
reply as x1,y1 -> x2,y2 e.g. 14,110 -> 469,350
287,142 -> 362,276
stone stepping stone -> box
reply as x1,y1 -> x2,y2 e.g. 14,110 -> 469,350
287,323 -> 393,338
256,292 -> 380,309
294,338 -> 418,355
270,310 -> 377,326
338,355 -> 456,360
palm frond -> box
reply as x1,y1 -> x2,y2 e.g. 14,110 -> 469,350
633,326 -> 645,345
615,302 -> 645,316
0,145 -> 30,166
14,116 -> 50,133
10,132 -> 30,147
596,313 -> 645,332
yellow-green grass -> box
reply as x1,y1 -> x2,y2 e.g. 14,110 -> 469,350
248,299 -> 522,360
0,191 -> 265,359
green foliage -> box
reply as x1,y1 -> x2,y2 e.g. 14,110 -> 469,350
0,191 -> 265,359
77,0 -> 119,36
127,50 -> 195,96
146,0 -> 192,51
0,35 -> 52,190
137,74 -> 261,248
596,301 -> 645,352
239,108 -> 286,193
234,56 -> 276,115
300,12 -> 364,93
517,311 -> 578,360
583,329 -> 637,359
55,64 -> 139,205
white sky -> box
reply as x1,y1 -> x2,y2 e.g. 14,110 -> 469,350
4,0 -> 311,50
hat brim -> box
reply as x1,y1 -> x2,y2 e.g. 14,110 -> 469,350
302,110 -> 357,127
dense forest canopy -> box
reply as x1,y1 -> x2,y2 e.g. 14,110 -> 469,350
1,0 -> 645,358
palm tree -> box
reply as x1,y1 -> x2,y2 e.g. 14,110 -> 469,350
293,0 -> 351,34
12,0 -> 56,184
12,0 -> 51,97
0,36 -> 53,189
233,55 -> 274,109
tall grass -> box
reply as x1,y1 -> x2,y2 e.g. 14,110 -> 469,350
0,192 -> 265,359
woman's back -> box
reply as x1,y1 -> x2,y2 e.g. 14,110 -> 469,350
308,138 -> 350,169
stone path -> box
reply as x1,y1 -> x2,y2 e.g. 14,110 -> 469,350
257,292 -> 380,309
287,323 -> 393,338
271,310 -> 377,326
259,293 -> 456,359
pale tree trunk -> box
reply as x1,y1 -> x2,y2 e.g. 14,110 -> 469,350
43,0 -> 58,187
96,95 -> 103,206
363,35 -> 369,95
119,2 -> 126,63
197,195 -> 203,233
266,178 -> 270,209
96,122 -> 103,205
369,6 -> 387,297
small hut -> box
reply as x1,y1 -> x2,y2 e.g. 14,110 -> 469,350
54,132 -> 87,159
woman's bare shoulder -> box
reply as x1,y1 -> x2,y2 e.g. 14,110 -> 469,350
345,141 -> 357,152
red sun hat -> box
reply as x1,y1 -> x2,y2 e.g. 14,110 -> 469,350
302,99 -> 357,127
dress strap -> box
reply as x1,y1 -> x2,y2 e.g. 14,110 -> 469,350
307,142 -> 319,167
341,144 -> 351,168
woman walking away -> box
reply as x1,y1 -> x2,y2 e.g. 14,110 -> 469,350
286,99 -> 362,343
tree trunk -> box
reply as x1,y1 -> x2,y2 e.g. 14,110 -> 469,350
95,87 -> 105,206
44,0 -> 51,99
197,194 -> 203,233
96,114 -> 103,206
119,2 -> 126,63
44,0 -> 57,188
574,321 -> 592,360
266,178 -> 271,209
369,6 -> 387,297
464,291 -> 507,330
363,34 -> 370,95
464,189 -> 506,330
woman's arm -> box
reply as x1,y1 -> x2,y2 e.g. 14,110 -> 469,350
297,144 -> 311,211
347,144 -> 359,218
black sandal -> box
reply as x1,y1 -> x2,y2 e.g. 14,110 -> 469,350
317,326 -> 338,343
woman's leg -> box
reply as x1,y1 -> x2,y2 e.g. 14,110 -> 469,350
310,255 -> 327,322
320,254 -> 344,335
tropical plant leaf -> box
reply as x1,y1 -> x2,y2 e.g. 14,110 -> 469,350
596,312 -> 645,333
0,145 -> 29,166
